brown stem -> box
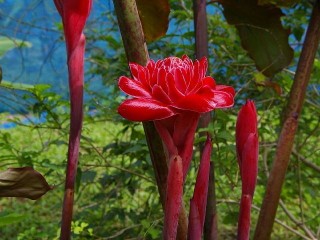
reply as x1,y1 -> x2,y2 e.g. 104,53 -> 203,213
193,0 -> 218,239
113,1 -> 188,238
254,2 -> 320,240
204,161 -> 218,240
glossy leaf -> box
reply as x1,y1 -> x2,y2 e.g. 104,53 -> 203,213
0,167 -> 52,200
221,0 -> 293,77
136,0 -> 170,42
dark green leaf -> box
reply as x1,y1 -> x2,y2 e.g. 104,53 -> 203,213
220,0 -> 293,77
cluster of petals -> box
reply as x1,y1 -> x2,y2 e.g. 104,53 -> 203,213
118,55 -> 235,121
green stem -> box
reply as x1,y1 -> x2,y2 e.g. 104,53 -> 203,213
254,2 -> 320,239
113,1 -> 188,239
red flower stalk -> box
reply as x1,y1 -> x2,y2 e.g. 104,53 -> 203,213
54,1 -> 92,239
163,155 -> 183,240
188,135 -> 212,239
118,55 -> 235,239
236,100 -> 259,240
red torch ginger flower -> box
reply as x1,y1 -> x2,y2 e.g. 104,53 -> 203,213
118,55 -> 235,240
118,55 -> 235,121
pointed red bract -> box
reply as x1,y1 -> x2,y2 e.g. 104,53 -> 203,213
164,156 -> 183,240
237,195 -> 252,240
188,135 -> 212,238
188,199 -> 202,240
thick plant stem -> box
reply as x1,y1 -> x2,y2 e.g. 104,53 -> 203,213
113,1 -> 188,239
254,2 -> 320,240
193,0 -> 218,239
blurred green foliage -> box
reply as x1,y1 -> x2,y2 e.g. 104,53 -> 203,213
0,0 -> 319,239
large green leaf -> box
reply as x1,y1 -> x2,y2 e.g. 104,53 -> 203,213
0,167 -> 52,200
220,0 -> 293,77
136,0 -> 170,42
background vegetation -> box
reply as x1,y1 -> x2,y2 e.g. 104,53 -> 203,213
0,0 -> 319,239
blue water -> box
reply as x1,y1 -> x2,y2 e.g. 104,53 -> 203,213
0,0 -> 108,113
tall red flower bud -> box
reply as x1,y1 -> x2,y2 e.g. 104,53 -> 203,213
236,100 -> 259,240
118,55 -> 235,239
54,1 -> 92,239
188,135 -> 212,239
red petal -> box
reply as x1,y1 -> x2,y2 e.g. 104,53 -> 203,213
209,90 -> 235,108
152,85 -> 172,104
198,57 -> 208,78
164,156 -> 183,240
174,93 -> 215,112
167,73 -> 185,101
118,76 -> 151,98
174,68 -> 187,93
118,98 -> 175,121
216,85 -> 236,97
129,63 -> 142,80
202,76 -> 216,89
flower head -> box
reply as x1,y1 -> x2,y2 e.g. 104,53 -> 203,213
118,55 -> 235,121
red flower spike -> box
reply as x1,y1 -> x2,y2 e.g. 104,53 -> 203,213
188,135 -> 212,238
54,1 -> 92,239
118,56 -> 235,239
236,100 -> 258,175
236,100 -> 259,240
164,156 -> 183,240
